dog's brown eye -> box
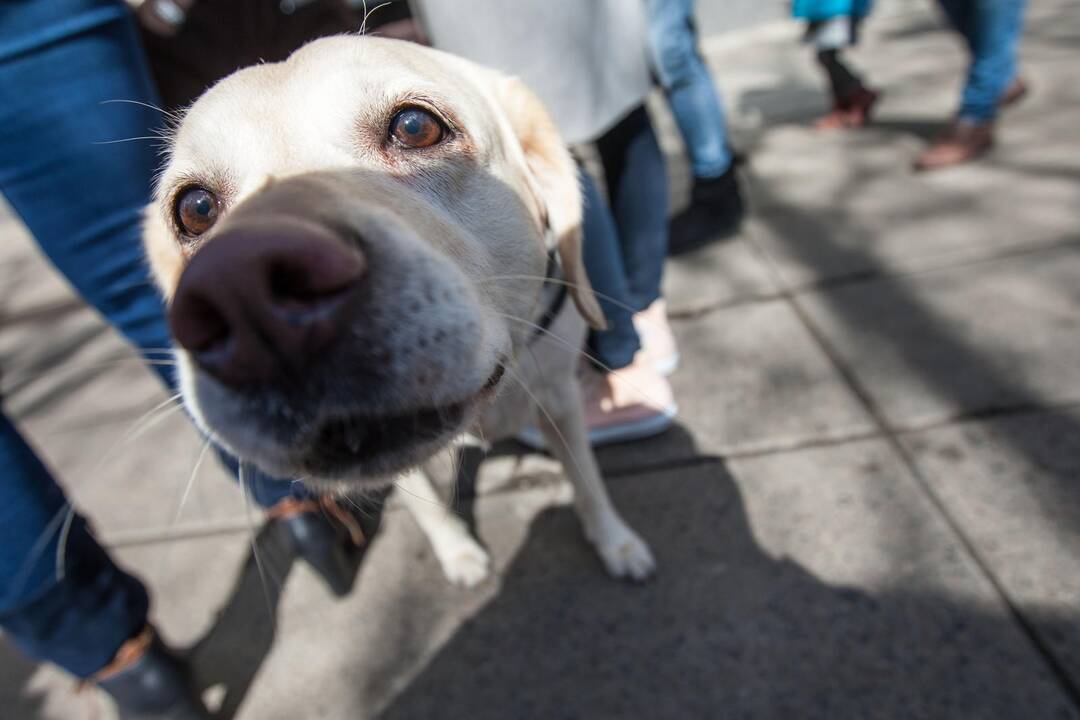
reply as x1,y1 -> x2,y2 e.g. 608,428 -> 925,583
390,108 -> 445,148
175,187 -> 220,237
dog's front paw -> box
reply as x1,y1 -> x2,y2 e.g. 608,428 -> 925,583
592,521 -> 656,582
433,535 -> 492,588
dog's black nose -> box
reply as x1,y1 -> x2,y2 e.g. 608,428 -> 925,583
169,216 -> 364,386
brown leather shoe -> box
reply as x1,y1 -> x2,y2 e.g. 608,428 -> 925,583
999,77 -> 1028,108
815,87 -> 881,131
915,119 -> 994,171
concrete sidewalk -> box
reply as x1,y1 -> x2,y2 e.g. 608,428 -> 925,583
3,0 -> 1079,717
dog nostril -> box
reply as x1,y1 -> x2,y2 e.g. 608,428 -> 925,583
172,292 -> 230,355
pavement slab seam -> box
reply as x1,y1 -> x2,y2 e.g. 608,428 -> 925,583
665,233 -> 1080,326
740,217 -> 1080,709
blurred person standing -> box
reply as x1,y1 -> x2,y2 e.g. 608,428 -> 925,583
0,2 -> 378,717
645,0 -> 746,253
793,0 -> 880,130
413,0 -> 678,445
916,0 -> 1028,170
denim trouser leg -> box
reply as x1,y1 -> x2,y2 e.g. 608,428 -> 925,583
645,0 -> 732,179
580,171 -> 640,371
586,107 -> 669,370
938,0 -> 1027,121
0,0 -> 298,676
597,108 -> 670,316
0,412 -> 149,678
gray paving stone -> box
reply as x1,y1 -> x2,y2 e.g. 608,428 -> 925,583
901,408 -> 1080,686
745,123 -> 1080,290
661,236 -> 778,315
664,299 -> 874,456
796,245 -> 1080,429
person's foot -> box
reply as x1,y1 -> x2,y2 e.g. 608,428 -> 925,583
815,86 -> 881,131
580,355 -> 677,446
914,119 -> 994,171
843,86 -> 881,128
999,77 -> 1028,108
668,164 -> 745,255
633,299 -> 679,376
95,626 -> 211,720
814,104 -> 855,131
268,493 -> 386,596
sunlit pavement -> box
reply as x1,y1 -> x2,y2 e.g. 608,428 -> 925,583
3,0 -> 1079,716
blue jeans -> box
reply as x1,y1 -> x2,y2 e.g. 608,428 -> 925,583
645,0 -> 733,179
583,107 -> 669,371
937,0 -> 1027,122
0,0 -> 301,678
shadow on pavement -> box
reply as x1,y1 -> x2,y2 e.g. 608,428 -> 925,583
187,523 -> 295,720
863,117 -> 950,142
377,457 -> 1074,719
0,641 -> 50,719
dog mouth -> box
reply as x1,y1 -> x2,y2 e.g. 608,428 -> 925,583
296,362 -> 506,478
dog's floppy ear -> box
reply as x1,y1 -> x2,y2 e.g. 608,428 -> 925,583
491,77 -> 607,330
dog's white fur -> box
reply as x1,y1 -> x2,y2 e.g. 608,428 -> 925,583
143,36 -> 654,582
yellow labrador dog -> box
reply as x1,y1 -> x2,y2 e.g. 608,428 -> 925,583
143,35 -> 655,584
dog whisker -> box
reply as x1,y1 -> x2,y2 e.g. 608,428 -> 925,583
391,477 -> 462,514
173,437 -> 213,528
75,394 -> 185,483
480,274 -> 646,318
3,357 -> 179,395
358,1 -> 393,36
93,136 -> 167,145
501,362 -> 590,488
100,98 -> 184,123
1,504 -> 71,609
154,437 -> 214,585
133,347 -> 179,355
54,505 -> 77,582
113,393 -> 185,445
239,462 -> 280,627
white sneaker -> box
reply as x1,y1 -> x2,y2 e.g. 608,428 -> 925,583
633,299 -> 680,376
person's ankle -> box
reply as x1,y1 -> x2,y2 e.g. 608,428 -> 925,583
92,625 -> 155,684
93,625 -> 212,719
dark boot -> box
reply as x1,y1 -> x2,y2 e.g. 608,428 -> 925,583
269,491 -> 388,597
668,164 -> 745,255
96,627 -> 210,720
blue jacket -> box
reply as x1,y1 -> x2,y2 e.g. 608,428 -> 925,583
792,0 -> 872,20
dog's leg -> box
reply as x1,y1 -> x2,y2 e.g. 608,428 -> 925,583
396,469 -> 491,587
535,382 -> 656,581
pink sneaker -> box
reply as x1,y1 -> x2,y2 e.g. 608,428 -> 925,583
633,299 -> 680,376
579,356 -> 677,446
515,356 -> 678,449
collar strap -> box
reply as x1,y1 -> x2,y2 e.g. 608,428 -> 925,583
527,246 -> 568,345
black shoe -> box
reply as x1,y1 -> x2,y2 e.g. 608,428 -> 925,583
668,165 -> 746,255
97,629 -> 211,720
273,491 -> 388,597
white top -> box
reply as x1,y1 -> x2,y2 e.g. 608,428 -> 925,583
411,0 -> 652,144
